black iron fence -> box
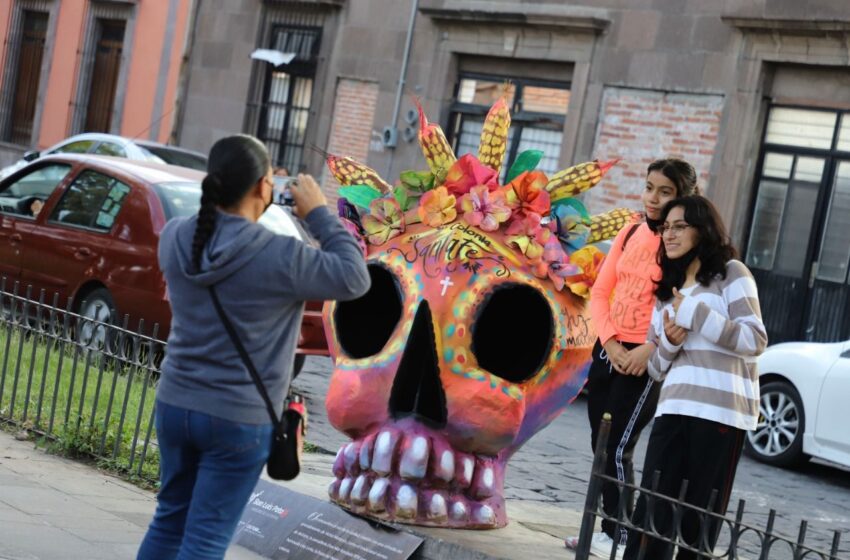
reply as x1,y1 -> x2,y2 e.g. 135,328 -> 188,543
576,414 -> 845,560
0,280 -> 163,481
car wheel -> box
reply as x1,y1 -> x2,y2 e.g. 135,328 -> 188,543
292,353 -> 306,379
745,380 -> 808,467
76,288 -> 117,353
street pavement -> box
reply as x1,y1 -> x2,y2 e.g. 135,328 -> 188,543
293,356 -> 850,558
0,429 -> 262,560
0,354 -> 845,560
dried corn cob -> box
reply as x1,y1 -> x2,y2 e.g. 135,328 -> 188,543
478,97 -> 511,173
326,154 -> 392,194
415,99 -> 456,182
546,159 -> 619,201
587,208 -> 640,244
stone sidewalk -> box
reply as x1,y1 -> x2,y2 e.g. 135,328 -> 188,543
0,429 -> 586,560
0,430 -> 262,560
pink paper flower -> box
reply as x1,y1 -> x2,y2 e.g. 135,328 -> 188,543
460,186 -> 512,232
532,237 -> 580,291
507,214 -> 551,261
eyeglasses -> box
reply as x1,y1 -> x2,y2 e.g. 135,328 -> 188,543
659,223 -> 693,236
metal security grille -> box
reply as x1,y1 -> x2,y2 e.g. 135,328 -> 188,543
244,5 -> 327,173
449,74 -> 571,183
69,1 -> 134,135
0,0 -> 52,145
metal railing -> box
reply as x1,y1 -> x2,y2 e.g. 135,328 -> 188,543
576,414 -> 845,560
0,280 -> 163,481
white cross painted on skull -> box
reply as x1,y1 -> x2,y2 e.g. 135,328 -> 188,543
439,276 -> 454,296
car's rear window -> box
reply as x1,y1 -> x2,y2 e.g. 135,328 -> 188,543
154,182 -> 201,219
141,146 -> 207,171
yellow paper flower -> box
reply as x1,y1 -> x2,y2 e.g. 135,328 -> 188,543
565,246 -> 605,298
362,198 -> 405,245
418,186 -> 457,227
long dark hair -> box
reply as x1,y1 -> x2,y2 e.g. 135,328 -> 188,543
654,196 -> 738,301
647,158 -> 699,198
191,135 -> 270,271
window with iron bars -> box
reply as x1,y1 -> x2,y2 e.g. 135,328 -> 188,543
0,8 -> 49,145
256,25 -> 322,174
449,74 -> 571,183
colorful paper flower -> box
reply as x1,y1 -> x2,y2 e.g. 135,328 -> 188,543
551,203 -> 590,254
460,186 -> 511,232
565,246 -> 605,298
504,171 -> 551,218
443,153 -> 499,198
531,237 -> 581,291
418,186 -> 457,227
362,198 -> 405,245
507,213 -> 551,261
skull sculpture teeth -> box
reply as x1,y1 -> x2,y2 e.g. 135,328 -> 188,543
330,418 -> 505,528
323,98 -> 626,529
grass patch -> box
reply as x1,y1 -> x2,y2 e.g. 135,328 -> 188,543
0,324 -> 160,481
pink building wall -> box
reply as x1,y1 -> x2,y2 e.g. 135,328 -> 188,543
2,0 -> 191,150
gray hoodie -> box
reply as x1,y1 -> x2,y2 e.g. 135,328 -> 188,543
156,205 -> 369,424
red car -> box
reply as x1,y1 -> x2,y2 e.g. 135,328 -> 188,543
0,154 -> 327,371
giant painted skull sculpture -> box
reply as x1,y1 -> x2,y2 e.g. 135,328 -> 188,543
322,98 -> 635,529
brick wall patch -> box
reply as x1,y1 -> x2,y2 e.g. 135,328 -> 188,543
584,87 -> 724,214
322,78 -> 380,203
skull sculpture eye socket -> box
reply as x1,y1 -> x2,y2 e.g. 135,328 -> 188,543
334,264 -> 402,358
471,283 -> 554,383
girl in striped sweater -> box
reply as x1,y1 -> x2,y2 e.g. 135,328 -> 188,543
624,196 -> 767,560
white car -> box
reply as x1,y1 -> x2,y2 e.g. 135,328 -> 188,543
0,133 -> 207,179
746,340 -> 850,468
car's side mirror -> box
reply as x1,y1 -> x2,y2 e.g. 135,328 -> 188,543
22,150 -> 40,162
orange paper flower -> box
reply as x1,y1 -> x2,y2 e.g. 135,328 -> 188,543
504,171 -> 551,218
418,186 -> 457,227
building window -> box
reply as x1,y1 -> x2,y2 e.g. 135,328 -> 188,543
256,25 -> 322,173
83,19 -> 126,133
449,74 -> 571,182
8,11 -> 49,144
746,105 -> 850,342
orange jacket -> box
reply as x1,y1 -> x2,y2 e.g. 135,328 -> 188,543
590,222 -> 661,345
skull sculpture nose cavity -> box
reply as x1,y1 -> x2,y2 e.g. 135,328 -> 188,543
389,300 -> 447,428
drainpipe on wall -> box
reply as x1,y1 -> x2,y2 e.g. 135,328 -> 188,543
385,0 -> 419,180
169,0 -> 202,146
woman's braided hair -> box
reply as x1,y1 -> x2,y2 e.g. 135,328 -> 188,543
191,134 -> 270,271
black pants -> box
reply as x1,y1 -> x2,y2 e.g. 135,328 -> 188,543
623,415 -> 745,560
586,338 -> 660,544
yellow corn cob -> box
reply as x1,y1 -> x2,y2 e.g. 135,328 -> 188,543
587,208 -> 640,244
546,159 -> 619,200
326,154 -> 392,194
415,99 -> 456,182
478,97 -> 511,173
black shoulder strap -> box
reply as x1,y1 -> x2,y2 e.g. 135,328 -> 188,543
209,286 -> 282,430
621,222 -> 641,251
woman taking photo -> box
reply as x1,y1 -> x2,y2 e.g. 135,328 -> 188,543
624,195 -> 767,559
137,135 -> 370,559
566,158 -> 698,556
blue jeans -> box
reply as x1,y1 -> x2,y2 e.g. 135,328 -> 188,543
137,401 -> 272,560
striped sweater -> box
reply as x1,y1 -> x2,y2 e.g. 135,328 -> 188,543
647,260 -> 768,430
